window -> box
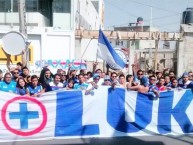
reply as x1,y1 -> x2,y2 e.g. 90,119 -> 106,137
53,0 -> 71,13
13,0 -> 38,12
26,0 -> 38,12
0,0 -> 11,12
13,0 -> 18,12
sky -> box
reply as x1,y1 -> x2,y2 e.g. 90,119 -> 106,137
104,0 -> 193,32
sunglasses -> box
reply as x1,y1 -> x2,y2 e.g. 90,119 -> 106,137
14,72 -> 19,74
138,73 -> 143,75
105,79 -> 111,81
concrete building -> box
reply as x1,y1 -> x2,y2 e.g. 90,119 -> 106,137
0,0 -> 104,74
112,25 -> 176,73
177,24 -> 193,76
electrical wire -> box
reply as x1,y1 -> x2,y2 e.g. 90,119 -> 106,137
104,0 -> 183,31
125,0 -> 181,14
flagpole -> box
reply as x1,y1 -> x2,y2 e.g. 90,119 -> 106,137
80,39 -> 92,70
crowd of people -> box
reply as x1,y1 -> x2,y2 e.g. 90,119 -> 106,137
0,62 -> 193,98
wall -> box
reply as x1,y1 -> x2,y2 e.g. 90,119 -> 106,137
177,24 -> 193,76
74,0 -> 101,30
0,12 -> 50,27
0,27 -> 75,74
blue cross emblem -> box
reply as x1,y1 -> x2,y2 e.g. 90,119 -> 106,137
9,103 -> 39,130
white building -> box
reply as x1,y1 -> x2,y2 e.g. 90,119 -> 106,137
0,0 -> 104,73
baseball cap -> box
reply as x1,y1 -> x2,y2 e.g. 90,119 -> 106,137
182,72 -> 188,77
93,73 -> 100,80
104,75 -> 111,81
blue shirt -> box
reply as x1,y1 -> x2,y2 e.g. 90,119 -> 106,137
149,84 -> 158,92
27,85 -> 42,96
0,81 -> 16,93
46,82 -> 64,92
74,82 -> 88,90
16,87 -> 27,95
164,82 -> 171,87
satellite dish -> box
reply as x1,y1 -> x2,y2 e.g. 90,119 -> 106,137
2,31 -> 26,55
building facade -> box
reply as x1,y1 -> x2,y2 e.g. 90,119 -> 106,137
0,0 -> 104,73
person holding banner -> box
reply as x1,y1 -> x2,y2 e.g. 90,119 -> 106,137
0,72 -> 16,93
16,77 -> 28,95
126,75 -> 149,93
74,74 -> 88,90
85,73 -> 100,95
46,74 -> 64,92
26,75 -> 45,97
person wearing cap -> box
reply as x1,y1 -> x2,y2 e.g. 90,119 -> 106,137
102,75 -> 112,86
90,73 -> 100,89
95,69 -> 104,86
179,72 -> 192,89
148,75 -> 160,97
85,73 -> 100,95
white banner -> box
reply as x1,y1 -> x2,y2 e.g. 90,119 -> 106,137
0,87 -> 193,143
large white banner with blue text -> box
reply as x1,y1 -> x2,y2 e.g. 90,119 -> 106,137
0,87 -> 193,142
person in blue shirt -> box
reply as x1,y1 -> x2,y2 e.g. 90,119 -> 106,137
74,74 -> 88,90
148,76 -> 159,98
16,77 -> 28,95
179,72 -> 192,89
0,72 -> 16,93
27,75 -> 44,97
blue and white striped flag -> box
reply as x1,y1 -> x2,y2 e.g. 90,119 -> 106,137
97,29 -> 126,70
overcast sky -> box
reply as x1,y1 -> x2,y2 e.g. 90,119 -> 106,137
104,0 -> 193,32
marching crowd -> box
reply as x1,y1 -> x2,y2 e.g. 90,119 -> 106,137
0,62 -> 193,97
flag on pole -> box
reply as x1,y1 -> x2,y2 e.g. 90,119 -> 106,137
97,29 -> 126,70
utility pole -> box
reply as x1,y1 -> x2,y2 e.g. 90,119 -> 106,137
154,40 -> 159,70
18,0 -> 29,67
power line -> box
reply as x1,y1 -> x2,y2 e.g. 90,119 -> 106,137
105,0 -> 139,18
126,0 -> 181,14
106,13 -> 181,28
104,0 -> 182,31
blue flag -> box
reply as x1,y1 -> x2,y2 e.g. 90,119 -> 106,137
97,29 -> 126,70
